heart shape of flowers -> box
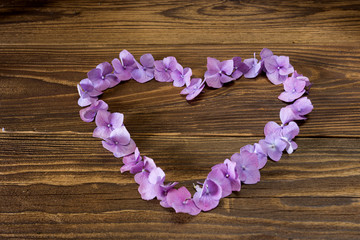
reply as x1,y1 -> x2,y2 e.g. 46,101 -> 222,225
77,48 -> 313,215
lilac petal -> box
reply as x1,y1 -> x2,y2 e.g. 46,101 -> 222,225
111,58 -> 122,72
208,168 -> 238,198
131,68 -> 147,83
243,168 -> 260,184
167,187 -> 201,215
148,167 -> 165,185
113,139 -> 136,158
95,110 -> 111,127
278,90 -> 305,102
154,60 -> 165,71
206,57 -> 221,75
219,60 -> 234,75
186,84 -> 204,101
291,97 -> 313,116
97,62 -> 113,75
264,121 -> 281,136
93,126 -> 111,139
279,65 -> 294,76
119,49 -> 135,67
138,179 -> 158,200
154,70 -> 171,82
140,53 -> 154,68
183,67 -> 192,86
78,94 -> 96,107
294,79 -> 306,92
106,74 -> 120,88
282,121 -> 300,140
276,56 -> 290,68
87,68 -> 102,81
266,71 -> 283,85
243,57 -> 261,78
264,55 -> 278,73
110,126 -> 131,146
219,74 -> 234,84
193,179 -> 222,211
110,112 -> 124,129
254,143 -> 267,169
205,74 -> 222,88
79,100 -> 108,123
163,56 -> 178,71
156,182 -> 178,202
280,106 -> 298,124
134,170 -> 149,185
171,70 -> 185,87
260,48 -> 273,59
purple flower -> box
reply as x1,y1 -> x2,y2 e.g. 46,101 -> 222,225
180,78 -> 205,100
207,159 -> 241,198
166,186 -> 201,215
154,56 -> 178,82
77,78 -> 102,107
231,57 -> 249,79
240,143 -> 267,169
131,53 -> 155,83
264,55 -> 294,85
243,53 -> 262,78
79,100 -> 108,123
280,97 -> 314,124
230,151 -> 260,184
101,126 -> 136,158
120,147 -> 143,174
278,76 -> 306,102
87,62 -> 119,91
259,123 -> 286,161
281,121 -> 300,154
260,48 -> 274,62
156,182 -> 178,208
193,179 -> 222,211
293,70 -> 312,89
112,49 -> 137,81
93,110 -> 124,139
137,167 -> 165,200
204,57 -> 234,88
134,156 -> 156,185
170,63 -> 192,87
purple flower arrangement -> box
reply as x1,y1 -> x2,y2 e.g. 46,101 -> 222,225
77,49 -> 313,215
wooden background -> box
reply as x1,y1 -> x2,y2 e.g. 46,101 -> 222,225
0,0 -> 359,239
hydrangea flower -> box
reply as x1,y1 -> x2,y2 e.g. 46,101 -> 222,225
156,182 -> 178,208
102,126 -> 136,158
264,55 -> 294,85
243,53 -> 262,78
180,78 -> 205,100
292,71 -> 312,89
193,179 -> 222,211
204,57 -> 234,88
131,53 -> 155,83
280,97 -> 313,124
137,166 -> 165,200
281,121 -> 300,154
87,62 -> 119,91
120,147 -> 143,174
170,64 -> 192,87
207,159 -> 241,198
231,57 -> 249,79
112,49 -> 137,81
77,78 -> 102,107
230,151 -> 260,184
79,100 -> 108,123
134,156 -> 156,185
240,143 -> 267,169
166,186 -> 201,215
93,110 -> 124,139
154,56 -> 178,82
278,76 -> 306,102
259,122 -> 287,161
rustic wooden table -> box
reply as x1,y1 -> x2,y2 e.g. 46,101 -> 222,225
0,0 -> 359,239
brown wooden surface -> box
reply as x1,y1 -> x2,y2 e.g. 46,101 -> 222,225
0,0 -> 359,239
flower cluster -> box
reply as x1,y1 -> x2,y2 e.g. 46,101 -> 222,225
77,48 -> 313,215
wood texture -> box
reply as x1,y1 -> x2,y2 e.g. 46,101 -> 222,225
0,0 -> 359,239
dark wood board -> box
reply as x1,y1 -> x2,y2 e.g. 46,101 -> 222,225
0,0 -> 359,239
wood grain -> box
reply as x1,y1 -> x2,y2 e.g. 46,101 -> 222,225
0,0 -> 359,239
